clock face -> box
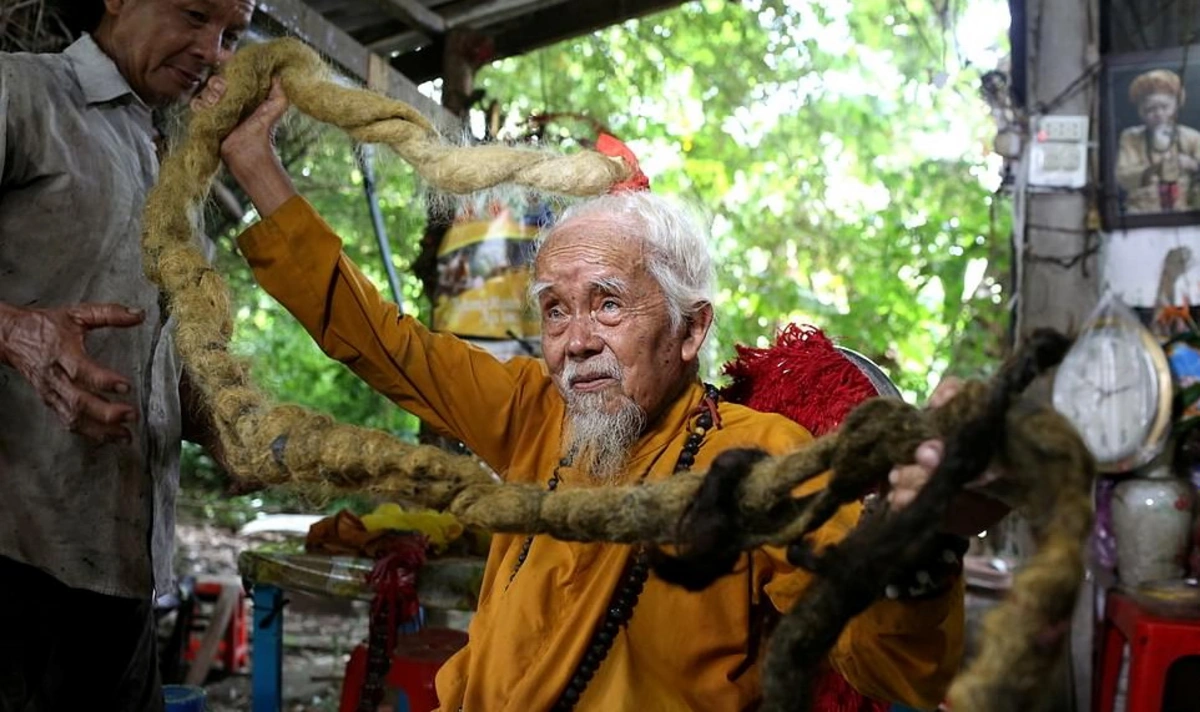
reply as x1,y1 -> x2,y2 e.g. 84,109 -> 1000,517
1052,326 -> 1162,466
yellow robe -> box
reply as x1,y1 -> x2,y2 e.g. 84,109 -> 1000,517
237,196 -> 964,711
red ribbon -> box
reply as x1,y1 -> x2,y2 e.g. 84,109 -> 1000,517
365,535 -> 427,652
596,133 -> 651,193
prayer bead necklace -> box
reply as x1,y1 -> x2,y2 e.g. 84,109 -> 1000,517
505,383 -> 721,711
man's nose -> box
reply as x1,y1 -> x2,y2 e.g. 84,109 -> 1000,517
564,315 -> 603,358
191,26 -> 227,66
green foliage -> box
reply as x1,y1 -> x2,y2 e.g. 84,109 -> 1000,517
184,129 -> 427,508
478,0 -> 1012,399
214,128 -> 427,437
185,0 -> 1013,507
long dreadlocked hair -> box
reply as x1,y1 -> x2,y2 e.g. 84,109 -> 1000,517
143,38 -> 1096,711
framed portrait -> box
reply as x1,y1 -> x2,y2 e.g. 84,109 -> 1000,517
1103,47 -> 1200,229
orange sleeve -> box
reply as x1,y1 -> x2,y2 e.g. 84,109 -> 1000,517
236,195 -> 550,472
761,478 -> 964,709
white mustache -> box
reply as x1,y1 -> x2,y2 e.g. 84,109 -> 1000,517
563,356 -> 622,386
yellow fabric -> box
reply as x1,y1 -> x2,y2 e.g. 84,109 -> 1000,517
237,196 -> 964,712
360,504 -> 464,553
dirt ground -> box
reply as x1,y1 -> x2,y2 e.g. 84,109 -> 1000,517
173,518 -> 370,712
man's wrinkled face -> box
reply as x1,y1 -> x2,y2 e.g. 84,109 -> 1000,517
104,0 -> 253,106
534,214 -> 697,425
1140,92 -> 1179,129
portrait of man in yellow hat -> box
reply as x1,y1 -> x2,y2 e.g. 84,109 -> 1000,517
1114,67 -> 1200,216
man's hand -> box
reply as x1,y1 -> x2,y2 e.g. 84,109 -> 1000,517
0,303 -> 144,443
885,376 -> 1010,536
191,76 -> 297,217
886,377 -> 960,510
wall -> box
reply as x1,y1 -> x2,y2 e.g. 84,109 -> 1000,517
1104,227 -> 1200,307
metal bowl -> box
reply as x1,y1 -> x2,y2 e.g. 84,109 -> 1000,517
835,346 -> 902,399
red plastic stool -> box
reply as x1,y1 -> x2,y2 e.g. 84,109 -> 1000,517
184,578 -> 250,673
1094,590 -> 1200,712
339,628 -> 468,712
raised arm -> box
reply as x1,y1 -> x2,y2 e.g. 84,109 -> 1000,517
206,78 -> 551,471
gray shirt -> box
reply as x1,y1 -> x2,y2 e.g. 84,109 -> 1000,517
0,34 -> 183,598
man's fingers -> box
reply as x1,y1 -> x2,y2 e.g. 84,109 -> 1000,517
70,357 -> 133,395
888,464 -> 930,498
42,385 -> 78,430
914,440 -> 943,469
254,77 -> 290,127
886,440 -> 944,511
927,376 -> 964,409
72,387 -> 137,428
47,369 -> 137,438
190,75 -> 227,111
67,303 -> 145,330
74,418 -> 134,444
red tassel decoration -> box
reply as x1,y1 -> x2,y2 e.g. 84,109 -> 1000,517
810,666 -> 892,712
721,323 -> 877,437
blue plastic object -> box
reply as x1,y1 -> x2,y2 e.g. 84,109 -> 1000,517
252,584 -> 285,712
163,684 -> 206,712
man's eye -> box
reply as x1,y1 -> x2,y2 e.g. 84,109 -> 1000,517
185,10 -> 207,24
600,299 -> 620,312
546,306 -> 566,319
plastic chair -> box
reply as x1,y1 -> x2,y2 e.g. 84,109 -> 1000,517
1094,590 -> 1200,712
338,627 -> 469,712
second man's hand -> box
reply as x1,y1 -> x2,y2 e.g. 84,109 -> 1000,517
0,302 -> 144,443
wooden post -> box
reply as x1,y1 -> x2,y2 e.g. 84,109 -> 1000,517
1016,0 -> 1100,347
414,30 -> 480,450
413,29 -> 478,319
442,30 -> 479,118
1016,1 -> 1099,710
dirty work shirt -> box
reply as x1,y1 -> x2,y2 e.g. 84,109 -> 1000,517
0,34 -> 183,598
237,196 -> 965,711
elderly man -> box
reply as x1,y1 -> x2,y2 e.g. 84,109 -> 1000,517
0,1 -> 252,709
204,83 -> 1000,710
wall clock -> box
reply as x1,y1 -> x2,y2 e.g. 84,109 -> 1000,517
1051,313 -> 1173,473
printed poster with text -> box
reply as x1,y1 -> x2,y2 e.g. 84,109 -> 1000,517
433,201 -> 549,341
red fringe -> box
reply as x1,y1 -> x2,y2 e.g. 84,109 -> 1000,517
721,324 -> 876,437
811,667 -> 892,712
721,324 -> 891,712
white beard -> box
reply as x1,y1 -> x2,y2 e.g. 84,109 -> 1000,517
1152,124 -> 1176,152
558,357 -> 646,481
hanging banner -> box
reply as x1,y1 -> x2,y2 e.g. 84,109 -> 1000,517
433,199 -> 549,343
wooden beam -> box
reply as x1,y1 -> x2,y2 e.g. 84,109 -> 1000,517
445,0 -> 573,29
373,0 -> 446,36
391,0 -> 687,83
254,0 -> 458,131
366,31 -> 428,56
365,0 -> 573,57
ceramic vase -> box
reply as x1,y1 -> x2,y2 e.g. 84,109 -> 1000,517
1112,464 -> 1195,587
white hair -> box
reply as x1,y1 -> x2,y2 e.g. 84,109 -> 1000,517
532,191 -> 716,332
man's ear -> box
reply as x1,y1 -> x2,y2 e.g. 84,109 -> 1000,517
680,302 -> 714,364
